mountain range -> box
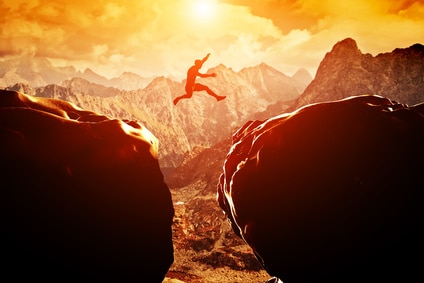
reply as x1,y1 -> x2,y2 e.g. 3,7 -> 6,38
2,36 -> 423,183
3,37 -> 423,170
168,38 -> 424,189
288,37 -> 424,111
3,60 -> 312,169
0,55 -> 154,90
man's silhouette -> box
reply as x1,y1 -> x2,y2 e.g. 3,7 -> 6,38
173,53 -> 226,105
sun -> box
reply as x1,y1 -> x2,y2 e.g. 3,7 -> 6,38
192,0 -> 217,21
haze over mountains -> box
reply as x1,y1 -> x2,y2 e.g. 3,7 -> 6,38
2,37 -> 423,170
2,58 -> 312,169
0,54 -> 311,92
0,55 -> 154,91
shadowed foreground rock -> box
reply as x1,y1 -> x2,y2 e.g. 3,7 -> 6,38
218,95 -> 423,283
1,90 -> 174,282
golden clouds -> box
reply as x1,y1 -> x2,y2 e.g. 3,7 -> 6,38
192,0 -> 218,21
299,0 -> 424,54
0,0 -> 423,79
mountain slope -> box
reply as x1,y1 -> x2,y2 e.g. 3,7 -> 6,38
287,38 -> 424,112
238,63 -> 308,102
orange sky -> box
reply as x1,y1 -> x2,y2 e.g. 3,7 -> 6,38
1,0 -> 423,79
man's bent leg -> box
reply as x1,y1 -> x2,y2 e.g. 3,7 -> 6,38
173,94 -> 192,105
194,84 -> 226,101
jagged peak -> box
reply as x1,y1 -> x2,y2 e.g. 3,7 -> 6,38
118,71 -> 142,78
207,64 -> 236,75
83,68 -> 98,75
292,67 -> 310,76
241,62 -> 271,71
392,42 -> 424,55
258,62 -> 279,72
213,63 -> 228,69
240,62 -> 286,76
81,68 -> 109,84
292,68 -> 313,82
145,75 -> 175,88
410,43 -> 424,51
330,38 -> 361,55
61,76 -> 91,86
208,64 -> 230,72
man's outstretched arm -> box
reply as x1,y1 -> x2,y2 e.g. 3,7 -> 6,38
201,53 -> 211,64
197,53 -> 216,77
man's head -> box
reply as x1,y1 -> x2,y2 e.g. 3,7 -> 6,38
194,59 -> 202,67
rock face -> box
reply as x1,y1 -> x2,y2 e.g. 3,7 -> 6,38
0,90 -> 174,282
217,95 -> 423,283
288,38 -> 424,112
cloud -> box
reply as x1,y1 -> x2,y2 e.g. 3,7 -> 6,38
304,0 -> 424,54
0,0 -> 423,79
256,0 -> 424,76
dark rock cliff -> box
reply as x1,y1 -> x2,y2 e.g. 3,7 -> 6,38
0,90 -> 174,282
218,95 -> 424,283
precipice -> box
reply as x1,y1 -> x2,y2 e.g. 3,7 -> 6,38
1,90 -> 174,282
218,95 -> 423,283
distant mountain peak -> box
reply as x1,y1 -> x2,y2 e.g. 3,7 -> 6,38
240,62 -> 288,78
258,62 -> 280,73
292,68 -> 313,84
287,37 -> 424,112
242,62 -> 276,72
392,42 -> 424,56
209,64 -> 230,72
258,62 -> 270,68
206,64 -> 237,77
146,75 -> 174,87
292,67 -> 310,76
410,43 -> 424,52
330,37 -> 361,55
83,68 -> 97,75
120,71 -> 139,77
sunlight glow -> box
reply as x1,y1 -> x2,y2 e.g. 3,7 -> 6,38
192,0 -> 217,21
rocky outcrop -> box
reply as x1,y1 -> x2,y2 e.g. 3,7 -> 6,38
0,90 -> 174,282
218,95 -> 423,282
287,38 -> 424,112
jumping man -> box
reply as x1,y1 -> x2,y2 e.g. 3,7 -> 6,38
173,53 -> 226,105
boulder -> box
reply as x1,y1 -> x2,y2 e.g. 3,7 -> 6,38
218,95 -> 423,282
1,90 -> 174,282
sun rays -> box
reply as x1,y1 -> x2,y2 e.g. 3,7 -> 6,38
192,0 -> 218,21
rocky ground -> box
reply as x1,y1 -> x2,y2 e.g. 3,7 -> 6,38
163,184 -> 271,283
